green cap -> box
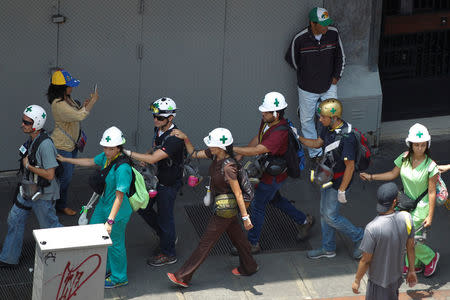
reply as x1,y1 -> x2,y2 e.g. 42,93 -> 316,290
309,7 -> 333,26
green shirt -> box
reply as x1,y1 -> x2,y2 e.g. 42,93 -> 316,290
94,153 -> 133,221
394,152 -> 438,219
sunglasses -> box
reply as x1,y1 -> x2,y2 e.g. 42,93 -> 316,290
22,119 -> 33,126
153,115 -> 167,121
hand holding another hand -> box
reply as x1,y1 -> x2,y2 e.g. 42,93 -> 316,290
359,172 -> 371,181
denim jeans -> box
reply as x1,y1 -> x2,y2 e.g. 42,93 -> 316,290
320,188 -> 363,252
56,148 -> 78,210
138,180 -> 181,257
248,178 -> 307,245
298,84 -> 337,157
0,195 -> 62,264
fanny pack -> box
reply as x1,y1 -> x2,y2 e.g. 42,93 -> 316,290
397,189 -> 428,212
261,155 -> 287,176
214,193 -> 238,218
56,124 -> 87,152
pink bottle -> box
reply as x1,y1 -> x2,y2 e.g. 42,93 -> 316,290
188,175 -> 199,187
148,189 -> 158,198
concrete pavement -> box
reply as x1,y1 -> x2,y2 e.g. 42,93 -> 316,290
0,134 -> 449,299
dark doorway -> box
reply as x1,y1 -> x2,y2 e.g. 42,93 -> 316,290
379,0 -> 450,121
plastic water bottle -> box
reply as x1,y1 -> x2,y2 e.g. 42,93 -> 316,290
78,207 -> 88,225
203,186 -> 211,206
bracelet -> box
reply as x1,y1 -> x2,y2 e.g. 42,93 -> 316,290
25,162 -> 29,170
370,174 -> 373,181
242,215 -> 249,221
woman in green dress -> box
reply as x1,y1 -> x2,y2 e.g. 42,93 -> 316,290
360,123 -> 439,277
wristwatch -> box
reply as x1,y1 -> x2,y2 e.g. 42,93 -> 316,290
106,219 -> 115,225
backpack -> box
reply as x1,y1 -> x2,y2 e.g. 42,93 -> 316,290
89,155 -> 149,212
18,129 -> 64,186
222,158 -> 255,207
270,119 -> 306,178
331,123 -> 371,172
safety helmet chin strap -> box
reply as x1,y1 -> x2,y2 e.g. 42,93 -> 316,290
273,111 -> 277,118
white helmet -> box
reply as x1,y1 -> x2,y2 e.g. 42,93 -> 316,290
100,126 -> 126,147
405,123 -> 431,148
258,92 -> 288,114
203,128 -> 233,150
149,97 -> 177,117
23,105 -> 47,131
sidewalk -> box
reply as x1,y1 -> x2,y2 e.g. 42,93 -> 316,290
0,135 -> 449,299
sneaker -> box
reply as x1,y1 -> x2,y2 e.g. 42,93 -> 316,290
307,248 -> 336,259
353,239 -> 363,260
402,266 -> 423,275
104,277 -> 128,289
231,243 -> 261,256
231,266 -> 259,276
167,272 -> 188,288
424,252 -> 440,277
147,254 -> 177,267
296,214 -> 315,241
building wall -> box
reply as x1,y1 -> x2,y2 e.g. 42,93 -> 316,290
0,0 -> 381,171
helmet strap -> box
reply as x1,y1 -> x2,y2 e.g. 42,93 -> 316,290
273,111 -> 277,118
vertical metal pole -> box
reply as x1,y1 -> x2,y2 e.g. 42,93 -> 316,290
368,0 -> 383,72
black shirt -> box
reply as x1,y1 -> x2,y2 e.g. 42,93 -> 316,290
153,125 -> 185,186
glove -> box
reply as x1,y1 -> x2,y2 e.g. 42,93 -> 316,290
123,149 -> 131,156
338,189 -> 347,204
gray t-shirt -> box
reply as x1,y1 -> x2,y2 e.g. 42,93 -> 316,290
359,211 -> 414,288
29,137 -> 60,200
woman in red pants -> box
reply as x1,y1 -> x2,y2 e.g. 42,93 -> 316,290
167,127 -> 258,287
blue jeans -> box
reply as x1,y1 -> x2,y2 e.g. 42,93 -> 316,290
298,85 -> 337,157
320,188 -> 363,252
0,195 -> 62,264
138,180 -> 181,257
56,148 -> 78,210
248,178 -> 307,245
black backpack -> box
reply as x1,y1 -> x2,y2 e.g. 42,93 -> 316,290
18,129 -> 64,186
222,158 -> 255,205
271,119 -> 306,178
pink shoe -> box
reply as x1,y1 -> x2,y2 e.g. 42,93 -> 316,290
424,252 -> 440,277
167,273 -> 189,288
403,266 -> 424,275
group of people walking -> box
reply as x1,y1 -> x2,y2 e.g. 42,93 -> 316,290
0,6 -> 447,299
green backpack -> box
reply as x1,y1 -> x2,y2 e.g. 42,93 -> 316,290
114,156 -> 149,211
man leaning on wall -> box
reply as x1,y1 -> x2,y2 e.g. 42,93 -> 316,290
285,7 -> 345,160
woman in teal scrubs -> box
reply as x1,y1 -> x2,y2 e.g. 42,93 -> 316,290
360,123 -> 440,277
57,126 -> 132,288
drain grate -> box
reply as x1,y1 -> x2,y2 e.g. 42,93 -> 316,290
0,240 -> 35,300
185,204 -> 311,256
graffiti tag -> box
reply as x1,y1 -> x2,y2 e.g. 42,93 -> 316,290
55,254 -> 101,300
